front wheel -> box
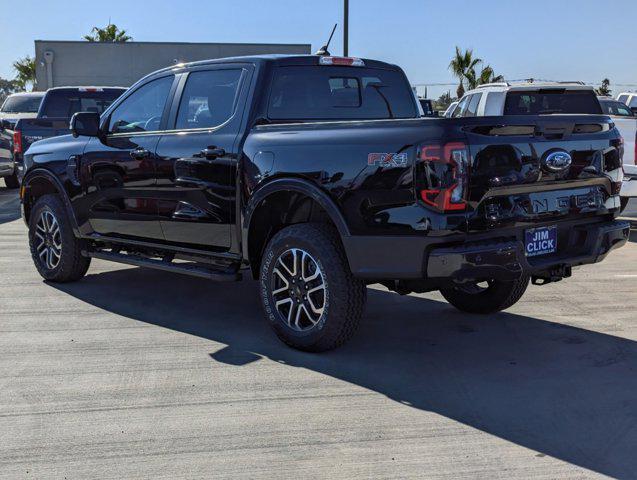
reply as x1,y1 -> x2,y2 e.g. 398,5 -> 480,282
440,275 -> 530,314
259,223 -> 367,352
28,194 -> 91,282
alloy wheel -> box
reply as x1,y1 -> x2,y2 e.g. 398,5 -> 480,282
271,248 -> 326,331
34,210 -> 62,270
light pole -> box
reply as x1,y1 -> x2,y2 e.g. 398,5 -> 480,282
343,0 -> 349,56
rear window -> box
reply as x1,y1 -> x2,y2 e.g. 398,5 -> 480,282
40,89 -> 125,118
504,90 -> 603,115
617,94 -> 629,105
1,94 -> 43,113
268,66 -> 417,121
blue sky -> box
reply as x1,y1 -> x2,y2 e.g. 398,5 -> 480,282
1,0 -> 636,98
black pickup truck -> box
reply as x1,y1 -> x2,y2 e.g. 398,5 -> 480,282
2,86 -> 125,186
20,55 -> 629,351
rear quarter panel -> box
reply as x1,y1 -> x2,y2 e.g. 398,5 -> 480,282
241,118 -> 463,236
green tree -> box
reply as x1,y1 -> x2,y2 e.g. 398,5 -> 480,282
84,23 -> 132,42
465,65 -> 504,90
596,78 -> 611,96
0,77 -> 19,103
12,56 -> 36,91
434,91 -> 454,110
448,46 -> 481,98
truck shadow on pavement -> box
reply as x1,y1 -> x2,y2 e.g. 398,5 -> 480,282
52,267 -> 637,479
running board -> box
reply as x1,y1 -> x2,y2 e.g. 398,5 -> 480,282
85,250 -> 241,281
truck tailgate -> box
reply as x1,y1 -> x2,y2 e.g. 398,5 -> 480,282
17,118 -> 71,152
463,115 -> 622,229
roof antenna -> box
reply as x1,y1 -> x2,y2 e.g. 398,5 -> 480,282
315,24 -> 337,56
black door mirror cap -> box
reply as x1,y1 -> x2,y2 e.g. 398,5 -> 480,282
70,111 -> 101,138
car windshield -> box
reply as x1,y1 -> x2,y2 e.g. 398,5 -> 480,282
39,89 -> 125,118
1,95 -> 43,113
600,100 -> 633,116
504,90 -> 602,115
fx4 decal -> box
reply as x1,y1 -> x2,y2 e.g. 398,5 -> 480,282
367,152 -> 409,167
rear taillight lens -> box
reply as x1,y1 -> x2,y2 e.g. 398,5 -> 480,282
13,130 -> 22,155
417,142 -> 469,212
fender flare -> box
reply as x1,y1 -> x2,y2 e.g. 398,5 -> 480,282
242,177 -> 351,260
22,168 -> 80,234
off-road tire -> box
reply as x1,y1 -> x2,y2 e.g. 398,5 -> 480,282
28,194 -> 91,282
440,275 -> 530,314
3,173 -> 19,189
259,223 -> 366,352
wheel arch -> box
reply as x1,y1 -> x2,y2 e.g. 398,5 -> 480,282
22,168 -> 80,234
243,178 -> 351,278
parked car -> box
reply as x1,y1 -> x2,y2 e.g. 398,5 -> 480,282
0,92 -> 45,188
418,98 -> 438,117
5,87 -> 126,186
616,92 -> 637,114
443,101 -> 458,117
20,55 -> 629,352
599,97 -> 637,211
451,81 -> 603,117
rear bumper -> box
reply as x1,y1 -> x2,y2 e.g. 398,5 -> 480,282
426,220 -> 629,282
343,220 -> 630,282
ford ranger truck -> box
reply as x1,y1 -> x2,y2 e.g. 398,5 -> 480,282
19,55 -> 630,352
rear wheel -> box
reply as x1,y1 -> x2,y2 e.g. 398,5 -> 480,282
3,173 -> 19,189
440,276 -> 530,314
28,194 -> 91,282
259,223 -> 366,352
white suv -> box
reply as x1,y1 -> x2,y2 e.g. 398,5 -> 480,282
450,81 -> 602,118
617,92 -> 637,113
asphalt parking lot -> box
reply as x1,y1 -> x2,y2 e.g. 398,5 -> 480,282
1,182 -> 636,480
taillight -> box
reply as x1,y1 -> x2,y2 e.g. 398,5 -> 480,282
417,142 -> 469,212
13,130 -> 22,155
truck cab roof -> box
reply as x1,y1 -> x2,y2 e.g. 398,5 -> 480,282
146,54 -> 402,80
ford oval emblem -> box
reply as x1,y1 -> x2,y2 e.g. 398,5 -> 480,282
543,150 -> 572,172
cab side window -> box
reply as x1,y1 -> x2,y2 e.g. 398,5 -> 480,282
108,76 -> 173,134
175,69 -> 243,130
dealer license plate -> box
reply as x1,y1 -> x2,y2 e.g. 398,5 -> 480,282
525,225 -> 557,257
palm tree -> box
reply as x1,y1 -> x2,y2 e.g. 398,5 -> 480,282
12,56 -> 36,91
477,65 -> 504,85
596,78 -> 611,96
464,65 -> 505,90
84,23 -> 132,42
448,46 -> 481,98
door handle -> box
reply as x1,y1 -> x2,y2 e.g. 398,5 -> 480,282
130,147 -> 150,160
200,147 -> 225,159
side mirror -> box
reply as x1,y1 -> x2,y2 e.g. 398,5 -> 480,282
70,111 -> 100,138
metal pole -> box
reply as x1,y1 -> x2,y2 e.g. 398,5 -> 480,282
343,0 -> 349,56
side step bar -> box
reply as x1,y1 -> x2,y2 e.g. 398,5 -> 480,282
85,250 -> 241,281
